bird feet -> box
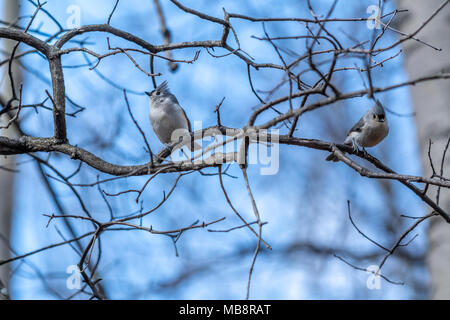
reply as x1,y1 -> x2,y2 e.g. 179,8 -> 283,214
351,139 -> 369,157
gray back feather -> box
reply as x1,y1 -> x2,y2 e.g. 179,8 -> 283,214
347,116 -> 365,136
348,101 -> 385,135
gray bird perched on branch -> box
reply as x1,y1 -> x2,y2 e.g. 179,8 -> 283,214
326,101 -> 389,162
145,81 -> 201,151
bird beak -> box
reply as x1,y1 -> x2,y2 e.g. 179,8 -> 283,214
379,118 -> 385,122
145,91 -> 151,97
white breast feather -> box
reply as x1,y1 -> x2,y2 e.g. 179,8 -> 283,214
149,99 -> 190,144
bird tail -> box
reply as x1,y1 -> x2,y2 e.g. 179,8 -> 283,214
325,152 -> 340,162
326,139 -> 353,162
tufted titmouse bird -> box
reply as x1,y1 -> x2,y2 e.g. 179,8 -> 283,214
326,101 -> 389,162
145,81 -> 201,151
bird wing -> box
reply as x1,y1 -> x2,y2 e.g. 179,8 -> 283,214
347,116 -> 365,135
175,102 -> 201,151
179,104 -> 192,132
166,93 -> 189,129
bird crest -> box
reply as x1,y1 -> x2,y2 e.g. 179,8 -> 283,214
372,100 -> 385,116
155,80 -> 170,95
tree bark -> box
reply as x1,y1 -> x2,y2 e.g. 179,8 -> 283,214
0,0 -> 21,298
397,0 -> 450,299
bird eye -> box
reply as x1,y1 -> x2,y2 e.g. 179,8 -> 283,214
373,114 -> 376,119
155,91 -> 160,96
